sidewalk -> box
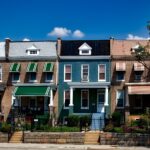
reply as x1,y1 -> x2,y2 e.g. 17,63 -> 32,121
0,143 -> 149,150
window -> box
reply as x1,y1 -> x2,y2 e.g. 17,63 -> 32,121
116,72 -> 125,81
45,72 -> 53,82
116,90 -> 124,108
81,65 -> 89,81
78,43 -> 92,55
30,51 -> 37,55
134,95 -> 142,108
98,64 -> 106,81
81,90 -> 89,109
12,73 -> 20,82
0,65 -> 2,81
64,65 -> 72,81
134,72 -> 143,81
64,90 -> 70,109
29,72 -> 36,82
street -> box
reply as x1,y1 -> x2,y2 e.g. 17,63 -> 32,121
0,143 -> 149,150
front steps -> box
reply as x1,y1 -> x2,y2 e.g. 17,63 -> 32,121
84,131 -> 100,144
90,113 -> 105,130
9,131 -> 23,143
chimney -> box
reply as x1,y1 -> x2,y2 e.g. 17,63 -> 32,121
57,37 -> 61,56
5,38 -> 11,60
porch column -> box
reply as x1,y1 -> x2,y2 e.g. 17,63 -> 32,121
104,87 -> 108,106
49,89 -> 53,107
49,89 -> 54,126
69,87 -> 74,114
125,86 -> 130,123
11,95 -> 16,106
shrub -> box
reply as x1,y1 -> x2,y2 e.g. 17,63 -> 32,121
113,127 -> 123,133
112,112 -> 121,127
80,115 -> 91,127
67,115 -> 80,127
104,123 -> 114,132
0,123 -> 11,132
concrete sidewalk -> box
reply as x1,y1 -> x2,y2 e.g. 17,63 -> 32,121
0,143 -> 149,150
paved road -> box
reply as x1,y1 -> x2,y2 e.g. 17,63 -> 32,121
0,143 -> 149,150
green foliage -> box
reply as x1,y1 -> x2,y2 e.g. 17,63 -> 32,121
113,127 -> 123,133
112,112 -> 122,127
0,123 -> 11,132
104,123 -> 114,132
80,115 -> 91,127
67,115 -> 80,127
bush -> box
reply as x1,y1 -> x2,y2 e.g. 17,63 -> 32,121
112,112 -> 121,127
67,115 -> 80,127
104,123 -> 114,132
80,115 -> 91,127
113,127 -> 123,133
0,123 -> 11,132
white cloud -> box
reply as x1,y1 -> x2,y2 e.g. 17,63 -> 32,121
48,27 -> 71,37
23,38 -> 30,41
126,34 -> 150,40
72,30 -> 85,38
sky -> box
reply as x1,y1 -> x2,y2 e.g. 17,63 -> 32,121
0,0 -> 150,41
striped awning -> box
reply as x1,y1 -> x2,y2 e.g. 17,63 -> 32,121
43,62 -> 54,72
10,63 -> 21,72
13,86 -> 50,96
134,63 -> 144,71
116,62 -> 126,71
26,62 -> 37,72
128,85 -> 150,95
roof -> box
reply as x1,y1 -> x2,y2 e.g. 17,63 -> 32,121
0,42 -> 5,59
60,40 -> 110,56
9,41 -> 57,60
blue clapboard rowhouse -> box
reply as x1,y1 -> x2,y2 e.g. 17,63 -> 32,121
58,39 -> 111,129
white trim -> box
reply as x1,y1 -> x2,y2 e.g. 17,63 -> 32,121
64,90 -> 70,109
59,56 -> 110,60
0,65 -> 2,82
81,89 -> 89,109
81,64 -> 89,82
116,90 -> 124,109
98,64 -> 106,81
64,64 -> 72,82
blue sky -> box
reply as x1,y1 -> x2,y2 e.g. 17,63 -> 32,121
0,0 -> 150,41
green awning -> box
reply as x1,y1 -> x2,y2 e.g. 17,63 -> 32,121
27,62 -> 37,72
13,86 -> 50,96
10,63 -> 21,72
43,62 -> 54,72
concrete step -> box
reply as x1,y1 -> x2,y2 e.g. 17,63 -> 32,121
84,132 -> 100,144
9,131 -> 23,143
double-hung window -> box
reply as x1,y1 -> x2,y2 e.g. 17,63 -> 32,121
98,64 -> 106,81
81,64 -> 89,82
81,90 -> 89,109
0,65 -> 2,82
64,65 -> 72,81
116,72 -> 125,81
116,90 -> 124,108
64,90 -> 70,109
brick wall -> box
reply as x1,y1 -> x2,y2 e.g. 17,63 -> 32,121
100,132 -> 150,146
24,132 -> 85,144
0,132 -> 8,142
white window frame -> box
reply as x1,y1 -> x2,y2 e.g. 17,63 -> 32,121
81,89 -> 89,109
116,90 -> 124,109
116,71 -> 125,81
64,90 -> 70,109
27,50 -> 39,56
79,49 -> 91,55
29,72 -> 37,82
81,64 -> 89,82
45,72 -> 53,82
12,73 -> 20,83
98,64 -> 106,81
64,65 -> 72,82
0,65 -> 2,82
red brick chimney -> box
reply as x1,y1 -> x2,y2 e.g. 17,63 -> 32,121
5,38 -> 11,60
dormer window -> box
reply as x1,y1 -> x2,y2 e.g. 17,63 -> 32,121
78,42 -> 92,55
26,45 -> 40,56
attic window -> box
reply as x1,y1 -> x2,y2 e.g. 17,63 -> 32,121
26,45 -> 40,56
131,44 -> 140,53
78,43 -> 92,55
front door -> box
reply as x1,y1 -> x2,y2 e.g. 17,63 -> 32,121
97,91 -> 105,113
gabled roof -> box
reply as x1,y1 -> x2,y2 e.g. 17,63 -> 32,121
78,42 -> 92,50
0,42 -> 5,59
9,41 -> 57,60
61,40 -> 110,56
